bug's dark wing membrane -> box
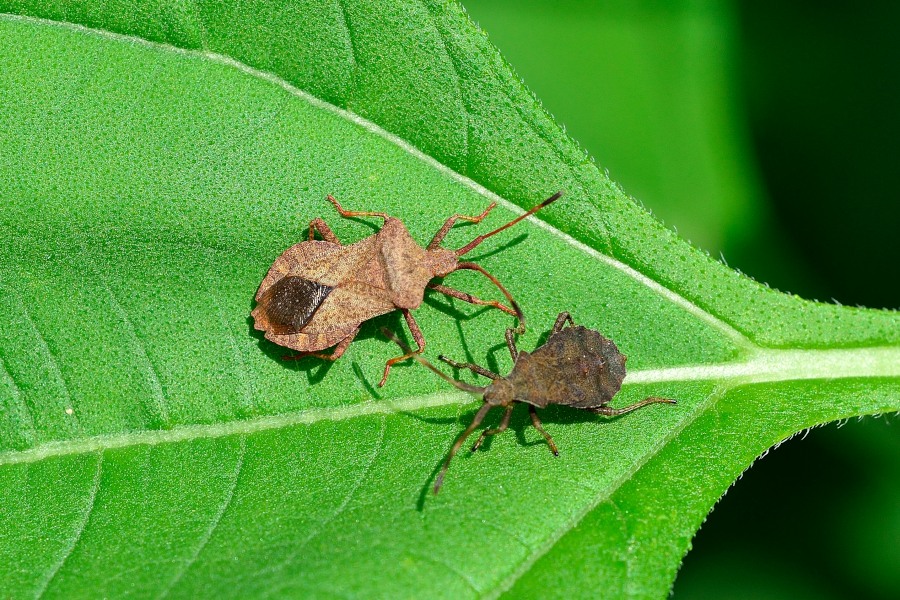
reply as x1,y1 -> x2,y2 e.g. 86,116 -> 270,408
256,276 -> 333,335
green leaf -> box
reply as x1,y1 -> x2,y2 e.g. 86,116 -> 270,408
0,3 -> 897,599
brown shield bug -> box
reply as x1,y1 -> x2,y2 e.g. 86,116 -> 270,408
252,191 -> 562,386
385,312 -> 676,493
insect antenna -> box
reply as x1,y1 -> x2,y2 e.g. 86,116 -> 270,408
454,191 -> 563,257
380,329 -> 487,395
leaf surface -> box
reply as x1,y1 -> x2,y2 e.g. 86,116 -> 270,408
0,3 -> 897,599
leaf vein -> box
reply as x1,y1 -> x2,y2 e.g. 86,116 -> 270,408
419,0 -> 471,174
406,550 -> 481,595
0,351 -> 37,446
34,450 -> 103,599
157,435 -> 247,598
262,415 -> 387,579
334,0 -> 359,105
11,287 -> 82,434
86,254 -> 170,429
209,285 -> 256,417
0,12 -> 751,349
1,344 -> 898,467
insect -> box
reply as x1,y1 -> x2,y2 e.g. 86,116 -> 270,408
385,312 -> 676,493
252,191 -> 562,386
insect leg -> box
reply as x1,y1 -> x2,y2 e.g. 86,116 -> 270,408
551,311 -> 575,335
378,309 -> 425,387
590,396 -> 677,417
427,202 -> 497,249
437,355 -> 500,380
326,194 -> 390,221
382,328 -> 487,395
307,218 -> 340,243
434,403 -> 493,494
454,262 -> 524,334
281,326 -> 360,362
528,405 -> 559,456
471,404 -> 514,452
427,283 -> 517,316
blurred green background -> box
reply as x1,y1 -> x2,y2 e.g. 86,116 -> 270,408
462,1 -> 899,598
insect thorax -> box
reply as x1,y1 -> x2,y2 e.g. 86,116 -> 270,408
423,248 -> 458,278
484,378 -> 515,406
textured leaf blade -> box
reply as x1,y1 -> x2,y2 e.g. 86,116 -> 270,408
0,4 -> 898,600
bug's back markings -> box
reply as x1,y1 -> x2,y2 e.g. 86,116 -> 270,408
255,277 -> 333,335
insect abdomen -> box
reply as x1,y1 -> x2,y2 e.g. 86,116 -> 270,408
521,326 -> 627,409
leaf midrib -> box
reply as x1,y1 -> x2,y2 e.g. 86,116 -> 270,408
2,345 -> 898,467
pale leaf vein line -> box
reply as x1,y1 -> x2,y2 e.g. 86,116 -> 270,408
477,518 -> 531,554
0,352 -> 36,444
157,435 -> 247,599
13,288 -> 78,422
88,255 -> 170,428
406,551 -> 480,595
0,344 -> 898,468
209,287 -> 255,415
34,451 -> 103,599
334,0 -> 358,101
0,12 -> 895,597
420,0 -> 470,171
262,414 -> 386,579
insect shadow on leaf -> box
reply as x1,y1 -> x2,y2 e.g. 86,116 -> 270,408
249,309 -> 405,386
383,312 -> 677,494
251,192 -> 563,386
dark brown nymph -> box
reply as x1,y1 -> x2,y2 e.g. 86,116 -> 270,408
386,312 -> 676,493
